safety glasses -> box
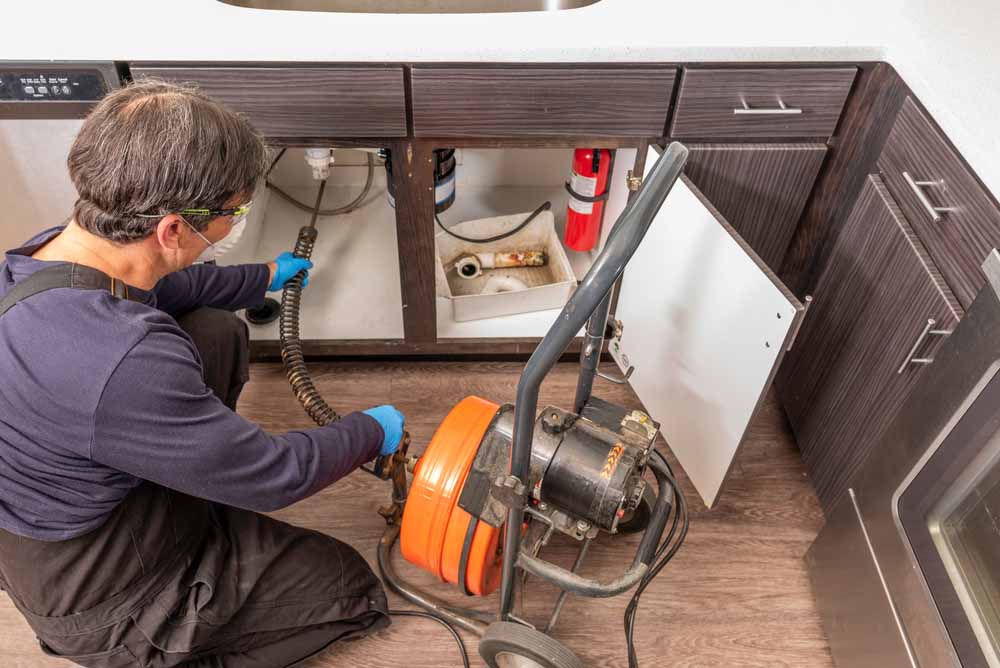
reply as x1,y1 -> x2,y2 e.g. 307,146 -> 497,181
136,201 -> 254,220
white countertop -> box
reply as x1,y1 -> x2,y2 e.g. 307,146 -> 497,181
5,0 -> 886,63
3,0 -> 998,198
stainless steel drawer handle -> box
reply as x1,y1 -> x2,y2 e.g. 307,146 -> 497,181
902,171 -> 957,222
897,318 -> 953,374
733,98 -> 803,115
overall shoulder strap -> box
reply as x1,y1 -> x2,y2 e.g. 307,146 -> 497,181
0,264 -> 135,318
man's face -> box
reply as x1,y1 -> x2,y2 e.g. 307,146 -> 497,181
154,194 -> 247,269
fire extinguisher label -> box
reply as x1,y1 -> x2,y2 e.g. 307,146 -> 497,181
568,172 -> 598,215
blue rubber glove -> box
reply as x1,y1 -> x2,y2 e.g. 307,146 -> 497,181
269,251 -> 313,291
363,405 -> 405,456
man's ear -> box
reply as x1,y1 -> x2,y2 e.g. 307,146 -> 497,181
155,215 -> 186,251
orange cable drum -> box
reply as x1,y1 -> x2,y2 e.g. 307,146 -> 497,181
400,396 -> 504,596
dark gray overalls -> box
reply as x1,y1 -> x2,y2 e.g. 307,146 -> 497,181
0,264 -> 389,668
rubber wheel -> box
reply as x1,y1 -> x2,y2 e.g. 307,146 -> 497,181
479,622 -> 583,668
617,484 -> 656,534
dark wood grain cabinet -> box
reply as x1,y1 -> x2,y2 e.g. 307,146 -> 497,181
778,175 -> 962,511
129,65 -> 408,138
878,97 -> 1000,309
683,143 -> 827,270
670,67 -> 857,139
410,65 -> 676,137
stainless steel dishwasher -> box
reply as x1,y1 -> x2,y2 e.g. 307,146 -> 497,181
0,62 -> 121,250
808,249 -> 1000,668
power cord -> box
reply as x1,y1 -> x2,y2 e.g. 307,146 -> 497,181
624,448 -> 690,668
435,201 -> 552,244
390,610 -> 470,668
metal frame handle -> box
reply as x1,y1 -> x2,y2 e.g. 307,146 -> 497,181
897,318 -> 954,374
498,142 -> 690,619
902,171 -> 956,222
514,456 -> 675,599
733,98 -> 803,115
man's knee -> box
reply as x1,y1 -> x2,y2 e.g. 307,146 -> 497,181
174,308 -> 250,406
176,308 -> 249,354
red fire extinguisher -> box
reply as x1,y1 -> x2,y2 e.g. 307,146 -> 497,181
564,148 -> 611,252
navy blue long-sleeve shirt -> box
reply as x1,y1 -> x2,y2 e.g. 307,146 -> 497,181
0,227 -> 383,541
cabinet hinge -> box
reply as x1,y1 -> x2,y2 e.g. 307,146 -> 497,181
786,295 -> 814,352
626,170 -> 643,192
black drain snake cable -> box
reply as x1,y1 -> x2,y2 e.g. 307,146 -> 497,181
278,177 -> 470,667
624,449 -> 690,668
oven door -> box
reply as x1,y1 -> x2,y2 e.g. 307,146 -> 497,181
898,364 -> 1000,668
828,251 -> 1000,668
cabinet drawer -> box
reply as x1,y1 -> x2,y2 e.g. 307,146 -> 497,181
878,97 -> 1000,309
129,65 -> 407,138
670,67 -> 857,139
410,66 -> 676,137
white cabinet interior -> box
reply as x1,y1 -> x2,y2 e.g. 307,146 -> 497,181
434,148 -> 603,338
223,149 -> 406,341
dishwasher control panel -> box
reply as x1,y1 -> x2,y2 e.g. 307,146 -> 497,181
0,70 -> 109,101
0,62 -> 120,118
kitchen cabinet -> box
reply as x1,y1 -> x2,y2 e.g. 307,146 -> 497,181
779,175 -> 962,511
409,65 -> 677,138
670,67 -> 857,139
683,143 -> 828,270
878,97 -> 1000,309
129,65 -> 408,138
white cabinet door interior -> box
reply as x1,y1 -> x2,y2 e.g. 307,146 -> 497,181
612,146 -> 804,507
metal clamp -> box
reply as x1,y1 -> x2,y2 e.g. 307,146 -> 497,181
897,318 -> 953,374
492,475 -> 528,510
733,98 -> 803,115
902,171 -> 956,222
596,365 -> 634,385
626,170 -> 643,192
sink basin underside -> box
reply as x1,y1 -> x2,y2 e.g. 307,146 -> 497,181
219,0 -> 599,13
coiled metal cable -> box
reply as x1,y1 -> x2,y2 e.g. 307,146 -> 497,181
275,159 -> 471,667
278,178 -> 340,427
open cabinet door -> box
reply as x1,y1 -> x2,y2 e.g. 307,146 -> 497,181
610,145 -> 805,508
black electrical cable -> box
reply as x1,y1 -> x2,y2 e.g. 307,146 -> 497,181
267,147 -> 287,176
390,611 -> 471,668
435,201 -> 552,244
623,448 -> 690,668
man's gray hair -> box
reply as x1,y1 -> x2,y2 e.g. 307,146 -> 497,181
68,79 -> 268,243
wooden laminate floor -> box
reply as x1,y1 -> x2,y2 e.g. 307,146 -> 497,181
0,361 -> 832,668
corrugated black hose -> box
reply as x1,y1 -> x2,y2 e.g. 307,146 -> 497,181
279,178 -> 340,427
